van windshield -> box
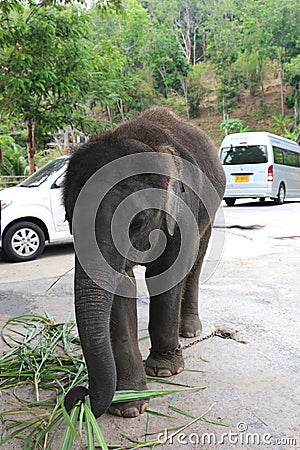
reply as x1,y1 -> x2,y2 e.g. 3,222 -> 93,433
221,145 -> 268,165
20,158 -> 67,188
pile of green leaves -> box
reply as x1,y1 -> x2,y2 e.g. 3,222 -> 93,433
0,314 -> 227,449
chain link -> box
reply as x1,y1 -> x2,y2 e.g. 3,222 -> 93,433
181,329 -> 234,351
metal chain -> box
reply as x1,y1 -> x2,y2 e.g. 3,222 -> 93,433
181,330 -> 228,351
145,330 -> 233,362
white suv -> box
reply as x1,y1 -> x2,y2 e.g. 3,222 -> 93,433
0,157 -> 72,262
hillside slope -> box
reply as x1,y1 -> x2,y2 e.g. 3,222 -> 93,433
194,75 -> 295,148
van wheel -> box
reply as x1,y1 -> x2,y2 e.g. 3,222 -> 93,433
224,198 -> 236,206
3,221 -> 45,262
274,184 -> 285,205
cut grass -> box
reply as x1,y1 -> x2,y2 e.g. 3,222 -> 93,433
0,314 -> 227,449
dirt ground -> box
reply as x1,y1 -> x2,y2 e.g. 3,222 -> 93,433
0,200 -> 299,449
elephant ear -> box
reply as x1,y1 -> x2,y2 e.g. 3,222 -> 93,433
162,145 -> 182,236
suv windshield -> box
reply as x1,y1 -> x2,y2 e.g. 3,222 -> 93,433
20,158 -> 68,187
221,145 -> 268,165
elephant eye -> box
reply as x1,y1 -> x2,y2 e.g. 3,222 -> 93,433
129,210 -> 156,237
129,212 -> 147,234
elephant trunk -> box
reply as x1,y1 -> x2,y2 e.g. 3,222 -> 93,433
64,258 -> 117,418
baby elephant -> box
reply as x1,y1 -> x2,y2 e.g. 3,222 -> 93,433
63,107 -> 225,418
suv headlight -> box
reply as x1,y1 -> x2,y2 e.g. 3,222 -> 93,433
0,200 -> 12,209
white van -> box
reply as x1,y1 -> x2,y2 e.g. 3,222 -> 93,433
0,157 -> 72,262
219,132 -> 300,206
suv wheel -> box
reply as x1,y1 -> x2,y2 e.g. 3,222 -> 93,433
3,221 -> 45,262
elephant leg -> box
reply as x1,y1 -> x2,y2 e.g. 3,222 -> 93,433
180,226 -> 211,338
145,251 -> 184,377
109,271 -> 148,418
145,284 -> 184,377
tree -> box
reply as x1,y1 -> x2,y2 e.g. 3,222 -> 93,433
146,26 -> 190,100
0,0 -> 123,14
88,0 -> 154,121
187,62 -> 215,118
220,118 -> 250,135
142,0 -> 208,117
260,0 -> 300,116
205,0 -> 242,118
0,6 -> 94,173
143,0 -> 207,65
0,135 -> 27,177
285,56 -> 300,128
90,0 -> 190,118
241,3 -> 270,106
1,0 -> 300,144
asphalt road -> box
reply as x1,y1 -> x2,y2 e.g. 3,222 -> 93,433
0,199 -> 299,449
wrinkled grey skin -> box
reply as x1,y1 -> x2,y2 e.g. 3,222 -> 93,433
63,107 -> 225,418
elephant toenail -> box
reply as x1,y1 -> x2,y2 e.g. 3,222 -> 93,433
109,407 -> 122,417
141,402 -> 149,414
182,331 -> 194,338
157,369 -> 173,377
123,407 -> 139,418
145,367 -> 156,376
176,366 -> 184,374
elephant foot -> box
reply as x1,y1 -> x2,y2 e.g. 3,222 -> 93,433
109,374 -> 148,418
180,314 -> 202,338
109,399 -> 149,418
145,346 -> 184,377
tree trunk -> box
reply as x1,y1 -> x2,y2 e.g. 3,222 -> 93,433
117,99 -> 125,122
193,28 -> 197,65
258,57 -> 265,105
62,128 -> 69,156
279,48 -> 285,116
181,79 -> 189,120
223,97 -> 229,134
33,121 -> 38,159
202,29 -> 206,63
106,105 -> 112,124
26,120 -> 35,175
158,65 -> 169,98
293,86 -> 299,129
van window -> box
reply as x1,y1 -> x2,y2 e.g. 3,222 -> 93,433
221,145 -> 268,165
273,146 -> 300,167
273,147 -> 284,164
283,150 -> 299,167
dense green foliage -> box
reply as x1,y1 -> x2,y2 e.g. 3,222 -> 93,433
0,135 -> 27,176
0,0 -> 299,170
